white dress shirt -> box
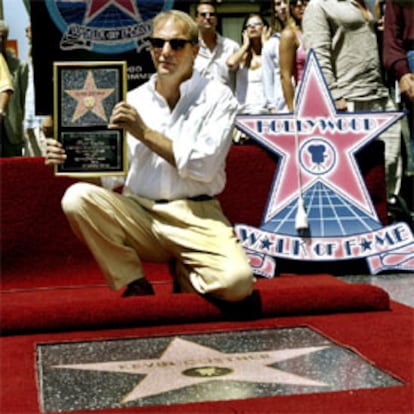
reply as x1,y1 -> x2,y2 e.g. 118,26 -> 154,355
103,70 -> 239,200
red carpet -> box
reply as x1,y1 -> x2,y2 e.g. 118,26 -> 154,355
1,275 -> 390,335
0,142 -> 388,293
1,300 -> 412,414
1,146 -> 406,413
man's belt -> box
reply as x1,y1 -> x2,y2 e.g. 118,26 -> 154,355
154,194 -> 214,203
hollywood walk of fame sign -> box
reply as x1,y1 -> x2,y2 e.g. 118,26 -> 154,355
53,61 -> 127,176
235,50 -> 414,277
46,0 -> 166,55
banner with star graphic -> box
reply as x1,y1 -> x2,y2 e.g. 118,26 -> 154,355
235,50 -> 414,276
30,0 -> 188,115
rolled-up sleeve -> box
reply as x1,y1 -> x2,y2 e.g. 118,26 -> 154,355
173,81 -> 239,183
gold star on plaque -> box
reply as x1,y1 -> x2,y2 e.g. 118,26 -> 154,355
65,71 -> 115,122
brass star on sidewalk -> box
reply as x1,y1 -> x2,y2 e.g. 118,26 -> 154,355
54,337 -> 329,403
65,70 -> 115,122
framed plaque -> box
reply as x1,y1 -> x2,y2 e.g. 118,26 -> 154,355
53,61 -> 127,176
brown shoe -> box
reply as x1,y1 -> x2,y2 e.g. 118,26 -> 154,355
122,278 -> 155,297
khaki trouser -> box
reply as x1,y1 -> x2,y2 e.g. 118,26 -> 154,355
61,183 -> 254,302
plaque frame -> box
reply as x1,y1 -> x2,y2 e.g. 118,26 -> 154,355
53,61 -> 127,177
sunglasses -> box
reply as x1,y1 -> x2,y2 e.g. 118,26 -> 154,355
148,37 -> 195,51
198,12 -> 217,18
244,22 -> 264,29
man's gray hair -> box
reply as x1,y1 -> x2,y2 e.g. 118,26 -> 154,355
152,10 -> 199,43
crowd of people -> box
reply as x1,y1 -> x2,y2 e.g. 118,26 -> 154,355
1,1 -> 413,299
0,20 -> 52,157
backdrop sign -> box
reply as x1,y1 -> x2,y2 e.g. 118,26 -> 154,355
30,0 -> 175,114
235,51 -> 414,277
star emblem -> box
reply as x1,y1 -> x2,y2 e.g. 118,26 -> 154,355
65,70 -> 115,122
53,337 -> 329,403
261,237 -> 273,250
85,0 -> 141,24
236,51 -> 403,225
233,51 -> 413,275
360,238 -> 372,251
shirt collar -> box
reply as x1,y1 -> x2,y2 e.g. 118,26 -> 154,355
148,70 -> 208,105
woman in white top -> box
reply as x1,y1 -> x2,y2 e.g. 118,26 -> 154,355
227,13 -> 272,115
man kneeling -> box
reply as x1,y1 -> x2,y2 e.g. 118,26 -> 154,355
45,10 -> 253,302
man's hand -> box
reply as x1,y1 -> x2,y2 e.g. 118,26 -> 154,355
109,101 -> 176,166
41,116 -> 54,138
44,138 -> 66,166
108,101 -> 148,137
399,73 -> 414,102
